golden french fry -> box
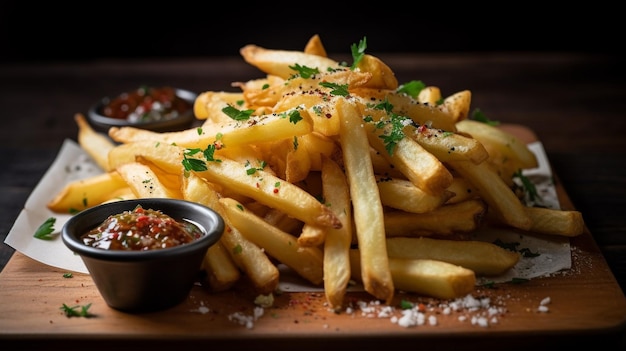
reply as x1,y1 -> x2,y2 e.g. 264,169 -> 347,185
349,250 -> 476,300
525,206 -> 585,237
180,172 -> 255,293
240,44 -> 342,79
386,92 -> 457,132
366,121 -> 453,195
109,107 -> 314,150
194,156 -> 341,229
407,124 -> 489,165
386,236 -> 521,276
448,160 -> 533,231
416,86 -> 442,106
440,90 -> 472,122
321,156 -> 353,310
376,175 -> 454,213
354,54 -> 398,90
337,98 -> 394,303
74,113 -> 115,172
456,119 -> 538,182
202,240 -> 241,292
297,224 -> 326,248
383,199 -> 487,237
193,91 -> 245,121
219,197 -> 324,285
115,162 -> 181,199
303,34 -> 327,57
47,172 -> 128,213
185,175 -> 279,294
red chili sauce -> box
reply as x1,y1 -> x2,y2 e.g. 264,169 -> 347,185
102,86 -> 191,123
80,205 -> 203,251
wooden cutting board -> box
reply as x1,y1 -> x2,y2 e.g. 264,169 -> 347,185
1,125 -> 625,350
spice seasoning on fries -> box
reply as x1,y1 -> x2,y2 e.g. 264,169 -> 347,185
50,34 -> 585,312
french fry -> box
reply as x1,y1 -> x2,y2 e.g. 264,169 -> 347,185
416,86 -> 442,106
337,98 -> 394,303
385,236 -> 521,276
366,121 -> 453,195
115,162 -> 181,199
525,206 -> 585,237
349,250 -> 476,300
456,119 -> 538,183
303,33 -> 327,57
201,240 -> 241,292
376,175 -> 454,213
46,172 -> 128,213
219,197 -> 324,285
193,91 -> 245,121
74,113 -> 115,172
240,44 -> 342,79
448,160 -> 533,231
440,90 -> 472,122
321,156 -> 353,310
109,107 -> 315,150
383,199 -> 487,237
297,224 -> 326,248
354,54 -> 398,90
193,155 -> 341,229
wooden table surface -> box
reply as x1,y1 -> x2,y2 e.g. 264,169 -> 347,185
1,52 -> 625,350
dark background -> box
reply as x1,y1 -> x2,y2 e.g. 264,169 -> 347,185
1,2 -> 623,63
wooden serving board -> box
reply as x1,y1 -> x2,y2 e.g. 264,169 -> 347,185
1,126 -> 625,351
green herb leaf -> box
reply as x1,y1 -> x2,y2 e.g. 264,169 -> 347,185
34,217 -> 56,240
289,63 -> 320,79
222,105 -> 254,121
60,303 -> 93,318
319,82 -> 349,97
350,37 -> 367,70
396,80 -> 426,99
471,108 -> 499,126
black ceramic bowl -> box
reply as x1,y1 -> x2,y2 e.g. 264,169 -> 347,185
62,198 -> 224,313
87,87 -> 197,133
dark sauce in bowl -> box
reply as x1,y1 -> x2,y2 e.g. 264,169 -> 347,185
80,205 -> 204,251
102,86 -> 192,123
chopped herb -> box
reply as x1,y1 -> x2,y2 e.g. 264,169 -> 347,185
236,203 -> 244,211
286,109 -> 303,124
396,80 -> 426,99
63,272 -> 73,278
399,300 -> 413,310
289,63 -> 320,78
350,36 -> 367,70
262,83 -> 270,90
34,217 -> 56,240
233,244 -> 243,255
60,303 -> 93,318
471,108 -> 499,126
197,127 -> 203,135
513,169 -> 541,204
293,136 -> 299,150
182,148 -> 208,172
319,82 -> 349,96
222,105 -> 254,121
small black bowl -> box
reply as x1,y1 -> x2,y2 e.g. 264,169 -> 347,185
87,87 -> 197,133
62,198 -> 224,313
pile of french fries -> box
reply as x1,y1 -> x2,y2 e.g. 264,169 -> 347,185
48,35 -> 585,311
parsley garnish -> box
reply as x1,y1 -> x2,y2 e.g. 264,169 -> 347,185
396,80 -> 426,99
513,169 -> 541,204
319,82 -> 349,96
350,36 -> 367,70
222,105 -> 254,121
471,108 -> 499,126
34,217 -> 56,240
60,303 -> 94,318
289,63 -> 320,78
